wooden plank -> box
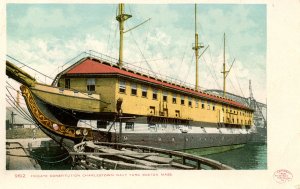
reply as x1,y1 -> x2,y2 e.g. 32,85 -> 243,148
170,162 -> 195,170
91,148 -> 160,167
78,161 -> 98,170
120,148 -> 158,158
144,156 -> 173,164
69,152 -> 158,156
86,155 -> 156,170
115,155 -> 159,167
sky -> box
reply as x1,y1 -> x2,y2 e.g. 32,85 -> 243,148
6,3 -> 266,103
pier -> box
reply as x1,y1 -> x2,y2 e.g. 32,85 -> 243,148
70,141 -> 234,170
6,141 -> 41,170
6,138 -> 234,170
6,138 -> 61,170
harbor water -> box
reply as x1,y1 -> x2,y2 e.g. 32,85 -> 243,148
187,142 -> 267,170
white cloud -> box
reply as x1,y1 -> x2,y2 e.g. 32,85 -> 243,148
15,7 -> 81,29
6,4 -> 266,103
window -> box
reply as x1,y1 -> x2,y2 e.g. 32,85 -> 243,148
97,121 -> 108,129
207,101 -> 210,110
163,91 -> 168,102
149,106 -> 155,115
195,99 -> 199,108
87,78 -> 95,92
188,97 -> 192,107
119,80 -> 126,93
65,78 -> 70,89
181,95 -> 185,105
142,85 -> 147,97
172,93 -> 177,104
175,110 -> 180,117
125,122 -> 134,130
201,100 -> 205,109
152,88 -> 158,100
131,83 -> 137,96
212,103 -> 215,111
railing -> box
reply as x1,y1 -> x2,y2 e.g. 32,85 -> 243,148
61,50 -> 204,92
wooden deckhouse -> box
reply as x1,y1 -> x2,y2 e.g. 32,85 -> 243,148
54,54 -> 254,128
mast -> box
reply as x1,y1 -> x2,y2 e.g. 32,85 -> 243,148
249,80 -> 254,100
116,4 -> 132,67
221,33 -> 235,97
193,4 -> 202,91
223,33 -> 226,97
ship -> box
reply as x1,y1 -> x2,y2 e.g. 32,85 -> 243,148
6,4 -> 255,152
205,80 -> 267,143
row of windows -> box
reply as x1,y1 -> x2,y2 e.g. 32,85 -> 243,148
120,80 -> 253,113
120,80 -> 217,108
63,78 -> 251,117
226,117 -> 252,125
222,108 -> 252,117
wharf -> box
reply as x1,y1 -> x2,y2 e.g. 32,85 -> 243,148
71,141 -> 234,170
6,138 -> 59,170
6,141 -> 41,170
6,138 -> 234,170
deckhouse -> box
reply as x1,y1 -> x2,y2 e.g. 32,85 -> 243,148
54,55 -> 254,128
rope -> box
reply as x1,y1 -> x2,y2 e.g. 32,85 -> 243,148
6,55 -> 54,80
127,23 -> 155,75
208,47 -> 222,89
201,55 -> 221,89
5,84 -> 37,122
5,95 -> 36,124
183,51 -> 195,83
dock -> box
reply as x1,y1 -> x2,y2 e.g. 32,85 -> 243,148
6,138 -> 60,170
6,138 -> 234,170
70,141 -> 234,170
6,142 -> 41,170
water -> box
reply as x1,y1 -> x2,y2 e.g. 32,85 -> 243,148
32,142 -> 267,170
189,142 -> 267,170
30,147 -> 72,170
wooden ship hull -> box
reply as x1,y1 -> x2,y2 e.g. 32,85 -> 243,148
6,4 -> 255,153
6,55 -> 254,153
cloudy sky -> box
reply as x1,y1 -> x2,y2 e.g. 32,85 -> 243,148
6,3 -> 266,102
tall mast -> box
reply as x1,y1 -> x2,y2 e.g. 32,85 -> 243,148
116,4 -> 131,67
249,79 -> 254,100
223,33 -> 226,97
193,4 -> 200,90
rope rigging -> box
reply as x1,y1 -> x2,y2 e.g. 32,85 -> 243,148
6,74 -> 114,131
6,55 -> 54,80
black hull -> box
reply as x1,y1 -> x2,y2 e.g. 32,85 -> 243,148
93,130 -> 252,151
250,127 -> 267,143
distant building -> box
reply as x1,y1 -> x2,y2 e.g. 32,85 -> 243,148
6,107 -> 35,129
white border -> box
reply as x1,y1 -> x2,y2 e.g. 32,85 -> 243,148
1,1 -> 300,189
